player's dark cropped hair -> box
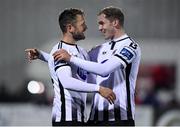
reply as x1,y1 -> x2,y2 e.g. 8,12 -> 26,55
59,8 -> 84,33
98,6 -> 124,27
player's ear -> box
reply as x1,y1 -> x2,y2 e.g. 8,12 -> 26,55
67,24 -> 75,32
112,19 -> 119,27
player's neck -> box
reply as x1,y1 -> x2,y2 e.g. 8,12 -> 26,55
61,34 -> 76,45
113,29 -> 125,40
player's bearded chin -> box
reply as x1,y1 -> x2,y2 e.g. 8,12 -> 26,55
72,31 -> 85,41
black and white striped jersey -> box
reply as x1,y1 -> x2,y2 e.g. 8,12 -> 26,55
48,41 -> 99,123
70,34 -> 141,121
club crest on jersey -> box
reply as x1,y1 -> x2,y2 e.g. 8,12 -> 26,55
77,67 -> 87,80
102,51 -> 107,55
120,48 -> 133,60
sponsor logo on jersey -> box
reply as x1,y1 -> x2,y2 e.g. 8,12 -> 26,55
120,48 -> 133,60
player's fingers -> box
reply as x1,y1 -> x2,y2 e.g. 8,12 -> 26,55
25,50 -> 34,62
108,95 -> 115,104
106,94 -> 112,104
111,93 -> 116,100
53,52 -> 61,58
54,54 -> 62,61
108,98 -> 114,104
53,53 -> 60,59
53,50 -> 64,56
107,98 -> 112,104
53,51 -> 57,56
25,49 -> 31,52
25,52 -> 32,61
25,55 -> 32,63
27,51 -> 32,56
25,49 -> 36,54
34,48 -> 38,52
32,55 -> 37,59
30,49 -> 36,54
25,50 -> 33,56
54,54 -> 60,60
59,49 -> 66,52
28,52 -> 34,59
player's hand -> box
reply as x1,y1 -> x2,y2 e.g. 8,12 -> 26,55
99,86 -> 116,104
25,48 -> 39,62
53,49 -> 71,62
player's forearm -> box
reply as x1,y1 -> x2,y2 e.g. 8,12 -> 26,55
70,56 -> 121,77
61,77 -> 100,92
56,69 -> 99,92
39,50 -> 50,62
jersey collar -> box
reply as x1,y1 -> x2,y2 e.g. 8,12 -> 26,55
60,40 -> 77,46
109,34 -> 129,50
111,34 -> 129,42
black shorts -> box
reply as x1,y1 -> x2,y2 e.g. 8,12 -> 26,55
52,121 -> 85,126
86,120 -> 135,126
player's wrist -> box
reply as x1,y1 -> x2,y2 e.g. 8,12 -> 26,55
98,86 -> 103,93
38,49 -> 43,59
96,85 -> 100,92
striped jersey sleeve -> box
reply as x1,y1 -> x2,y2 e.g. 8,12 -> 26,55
54,59 -> 70,72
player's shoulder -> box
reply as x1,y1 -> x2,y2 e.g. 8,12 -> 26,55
119,37 -> 140,51
128,37 -> 141,52
50,42 -> 61,55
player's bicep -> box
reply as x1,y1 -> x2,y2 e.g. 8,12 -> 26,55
56,65 -> 72,78
56,65 -> 73,89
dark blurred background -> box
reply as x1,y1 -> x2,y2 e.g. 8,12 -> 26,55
0,0 -> 180,126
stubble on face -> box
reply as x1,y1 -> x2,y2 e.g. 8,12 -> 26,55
72,30 -> 85,41
72,15 -> 86,41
